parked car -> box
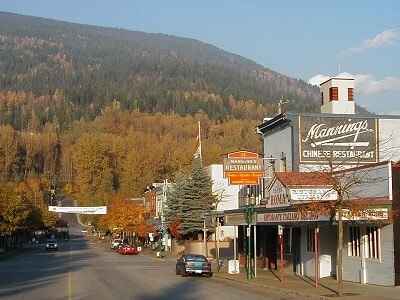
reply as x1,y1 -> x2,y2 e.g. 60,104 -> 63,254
111,239 -> 123,250
117,244 -> 139,255
176,254 -> 212,277
45,239 -> 58,251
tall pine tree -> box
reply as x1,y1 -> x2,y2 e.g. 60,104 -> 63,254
167,158 -> 217,239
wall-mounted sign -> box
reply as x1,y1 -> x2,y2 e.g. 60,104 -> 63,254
257,211 -> 329,223
339,208 -> 389,221
224,151 -> 263,185
265,178 -> 289,208
225,213 -> 253,225
299,116 -> 378,164
289,188 -> 337,201
48,206 -> 107,214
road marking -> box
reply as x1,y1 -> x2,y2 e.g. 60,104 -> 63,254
68,244 -> 72,300
68,272 -> 72,300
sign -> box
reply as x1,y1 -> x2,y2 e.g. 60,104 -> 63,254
339,208 -> 389,221
257,211 -> 329,223
225,213 -> 249,226
299,116 -> 378,164
278,225 -> 283,235
289,188 -> 338,201
48,206 -> 107,215
265,178 -> 289,208
224,151 -> 263,185
228,260 -> 240,274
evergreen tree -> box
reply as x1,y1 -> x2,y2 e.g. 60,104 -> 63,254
179,158 -> 217,238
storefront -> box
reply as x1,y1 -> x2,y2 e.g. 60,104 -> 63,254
223,161 -> 398,286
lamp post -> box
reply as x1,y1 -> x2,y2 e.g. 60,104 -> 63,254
245,186 -> 255,280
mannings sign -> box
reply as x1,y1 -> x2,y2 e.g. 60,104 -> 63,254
299,116 -> 378,164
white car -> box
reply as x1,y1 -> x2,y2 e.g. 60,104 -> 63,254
111,239 -> 122,250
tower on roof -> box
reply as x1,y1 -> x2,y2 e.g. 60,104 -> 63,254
320,75 -> 355,114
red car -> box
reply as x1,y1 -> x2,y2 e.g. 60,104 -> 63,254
117,244 -> 139,255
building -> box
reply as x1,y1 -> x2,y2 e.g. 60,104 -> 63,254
206,164 -> 240,240
222,75 -> 400,286
144,186 -> 157,217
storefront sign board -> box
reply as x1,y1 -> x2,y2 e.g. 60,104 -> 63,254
299,116 -> 378,164
290,188 -> 338,201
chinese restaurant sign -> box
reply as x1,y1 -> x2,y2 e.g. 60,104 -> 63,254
299,116 -> 378,164
224,150 -> 263,185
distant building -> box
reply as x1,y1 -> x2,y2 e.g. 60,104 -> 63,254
206,164 -> 240,240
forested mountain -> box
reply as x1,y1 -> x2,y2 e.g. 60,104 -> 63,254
0,11 -> 325,130
0,12 -> 368,205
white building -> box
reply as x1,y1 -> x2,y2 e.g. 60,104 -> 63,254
207,164 -> 240,240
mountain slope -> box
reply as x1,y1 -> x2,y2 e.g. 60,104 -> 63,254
0,12 -> 340,129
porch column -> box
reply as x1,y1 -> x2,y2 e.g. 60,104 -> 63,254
254,225 -> 257,278
314,226 -> 320,288
233,225 -> 237,260
278,225 -> 284,282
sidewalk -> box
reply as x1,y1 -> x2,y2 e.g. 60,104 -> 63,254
214,268 -> 400,300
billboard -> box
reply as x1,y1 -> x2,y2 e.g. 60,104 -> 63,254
223,151 -> 263,185
48,206 -> 107,214
299,116 -> 378,164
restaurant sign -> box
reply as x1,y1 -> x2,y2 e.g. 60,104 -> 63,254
257,211 -> 329,223
224,150 -> 264,185
289,188 -> 337,201
299,116 -> 378,164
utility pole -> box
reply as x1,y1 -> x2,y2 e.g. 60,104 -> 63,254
245,186 -> 255,280
337,203 -> 344,296
203,217 -> 208,257
160,179 -> 168,256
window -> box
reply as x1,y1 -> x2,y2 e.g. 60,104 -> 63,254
307,227 -> 315,252
348,226 -> 361,257
321,92 -> 324,105
329,87 -> 338,101
366,226 -> 380,259
348,88 -> 354,101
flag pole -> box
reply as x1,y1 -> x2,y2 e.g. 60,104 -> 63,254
198,121 -> 202,166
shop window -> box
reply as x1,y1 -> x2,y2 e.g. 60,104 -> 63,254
284,228 -> 292,254
366,226 -> 380,260
306,227 -> 315,253
348,226 -> 361,257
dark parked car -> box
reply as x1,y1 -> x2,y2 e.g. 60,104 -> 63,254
45,239 -> 58,251
176,254 -> 212,277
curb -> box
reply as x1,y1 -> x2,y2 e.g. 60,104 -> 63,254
214,273 -> 332,300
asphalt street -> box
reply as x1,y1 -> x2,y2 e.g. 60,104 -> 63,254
0,216 -> 294,300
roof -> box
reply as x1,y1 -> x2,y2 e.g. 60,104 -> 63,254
320,77 -> 354,85
275,172 -> 334,187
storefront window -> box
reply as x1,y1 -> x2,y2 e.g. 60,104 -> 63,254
306,227 -> 314,253
366,226 -> 380,260
348,226 -> 361,257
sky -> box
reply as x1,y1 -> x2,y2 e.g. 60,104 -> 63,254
1,0 -> 399,114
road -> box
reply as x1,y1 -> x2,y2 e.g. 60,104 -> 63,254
0,215 -> 293,300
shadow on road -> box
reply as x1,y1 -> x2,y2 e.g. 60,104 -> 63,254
136,278 -> 206,300
0,230 -> 93,299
